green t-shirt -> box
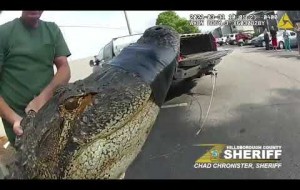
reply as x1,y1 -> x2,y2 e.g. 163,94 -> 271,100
0,18 -> 71,143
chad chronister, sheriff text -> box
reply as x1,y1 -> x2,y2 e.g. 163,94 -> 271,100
194,163 -> 282,169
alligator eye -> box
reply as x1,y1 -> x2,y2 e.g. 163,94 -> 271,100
64,97 -> 79,111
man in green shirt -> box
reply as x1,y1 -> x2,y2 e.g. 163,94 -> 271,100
0,11 -> 71,145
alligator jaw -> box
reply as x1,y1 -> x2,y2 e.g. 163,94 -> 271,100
63,100 -> 159,179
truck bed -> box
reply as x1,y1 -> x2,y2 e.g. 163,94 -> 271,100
179,50 -> 232,67
173,49 -> 232,80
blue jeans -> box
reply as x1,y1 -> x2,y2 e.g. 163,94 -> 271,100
284,38 -> 291,50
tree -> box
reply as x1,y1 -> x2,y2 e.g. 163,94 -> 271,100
156,11 -> 200,34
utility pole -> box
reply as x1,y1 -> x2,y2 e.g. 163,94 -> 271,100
124,11 -> 132,35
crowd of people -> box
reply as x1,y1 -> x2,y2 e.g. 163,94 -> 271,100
263,24 -> 300,55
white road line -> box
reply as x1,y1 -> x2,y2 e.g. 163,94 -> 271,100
161,103 -> 188,109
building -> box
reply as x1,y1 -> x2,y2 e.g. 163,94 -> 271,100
234,11 -> 255,34
248,11 -> 278,34
221,24 -> 233,36
212,27 -> 222,38
213,11 -> 255,38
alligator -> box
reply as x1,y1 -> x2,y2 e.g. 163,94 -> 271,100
5,25 -> 180,179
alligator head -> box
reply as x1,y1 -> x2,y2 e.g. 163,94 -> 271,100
6,25 -> 180,179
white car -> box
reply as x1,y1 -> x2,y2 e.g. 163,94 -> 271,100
216,37 -> 224,46
252,30 -> 297,49
221,36 -> 227,43
89,33 -> 143,72
227,33 -> 238,45
275,30 -> 298,49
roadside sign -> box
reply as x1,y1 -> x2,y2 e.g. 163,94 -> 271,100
278,13 -> 294,29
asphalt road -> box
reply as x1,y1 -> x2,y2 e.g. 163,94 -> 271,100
126,45 -> 300,179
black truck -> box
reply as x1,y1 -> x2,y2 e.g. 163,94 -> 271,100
89,32 -> 231,80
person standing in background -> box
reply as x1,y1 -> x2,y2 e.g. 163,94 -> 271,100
283,29 -> 291,51
270,26 -> 278,51
264,29 -> 270,50
295,22 -> 300,55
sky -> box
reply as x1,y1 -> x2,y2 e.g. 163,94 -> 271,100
0,11 -> 235,60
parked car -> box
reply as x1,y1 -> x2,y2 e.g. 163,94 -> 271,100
275,30 -> 298,49
252,33 -> 270,47
221,36 -> 228,43
228,33 -> 238,45
215,37 -> 224,46
251,36 -> 258,45
89,33 -> 143,72
225,35 -> 230,44
252,30 -> 298,49
218,36 -> 227,45
235,32 -> 253,46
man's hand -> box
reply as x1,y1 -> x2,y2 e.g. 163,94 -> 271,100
13,118 -> 23,136
0,97 -> 24,135
25,92 -> 51,114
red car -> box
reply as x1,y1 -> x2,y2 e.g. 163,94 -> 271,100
235,32 -> 253,46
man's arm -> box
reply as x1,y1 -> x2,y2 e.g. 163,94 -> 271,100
25,56 -> 71,113
25,23 -> 71,113
41,56 -> 71,97
0,98 -> 22,125
0,25 -> 23,135
0,97 -> 23,135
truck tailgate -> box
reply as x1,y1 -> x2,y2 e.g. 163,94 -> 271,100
179,50 -> 231,67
